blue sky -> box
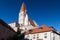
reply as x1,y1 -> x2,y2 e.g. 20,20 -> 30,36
0,0 -> 60,32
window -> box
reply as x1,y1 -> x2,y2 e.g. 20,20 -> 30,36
25,28 -> 27,30
20,24 -> 23,26
39,27 -> 43,30
34,35 -> 35,36
37,34 -> 39,38
44,33 -> 47,38
37,37 -> 39,38
33,37 -> 35,39
44,36 -> 47,38
44,33 -> 47,35
37,34 -> 39,36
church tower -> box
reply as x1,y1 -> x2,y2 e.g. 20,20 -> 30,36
18,3 -> 37,33
9,2 -> 38,33
18,3 -> 29,26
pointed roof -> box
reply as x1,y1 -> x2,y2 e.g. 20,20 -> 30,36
28,18 -> 36,27
21,2 -> 26,11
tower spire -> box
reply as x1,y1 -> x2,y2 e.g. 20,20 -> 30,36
19,2 -> 29,26
21,2 -> 26,11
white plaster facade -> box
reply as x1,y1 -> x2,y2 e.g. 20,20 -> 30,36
20,25 -> 37,33
8,22 -> 18,32
53,32 -> 60,40
25,31 -> 60,40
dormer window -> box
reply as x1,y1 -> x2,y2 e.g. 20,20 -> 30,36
29,30 -> 32,33
39,27 -> 43,30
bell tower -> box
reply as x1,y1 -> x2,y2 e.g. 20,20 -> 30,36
18,2 -> 29,26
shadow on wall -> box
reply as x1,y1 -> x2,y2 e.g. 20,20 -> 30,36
7,30 -> 29,40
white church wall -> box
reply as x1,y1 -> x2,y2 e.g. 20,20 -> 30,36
20,25 -> 37,32
19,12 -> 25,25
24,14 -> 29,25
25,31 -> 52,40
53,32 -> 60,40
8,22 -> 17,32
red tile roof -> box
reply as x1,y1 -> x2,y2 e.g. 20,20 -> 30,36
28,18 -> 36,27
25,25 -> 55,34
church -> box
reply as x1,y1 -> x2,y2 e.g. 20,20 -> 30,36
8,3 -> 60,40
8,3 -> 38,33
0,2 -> 60,40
